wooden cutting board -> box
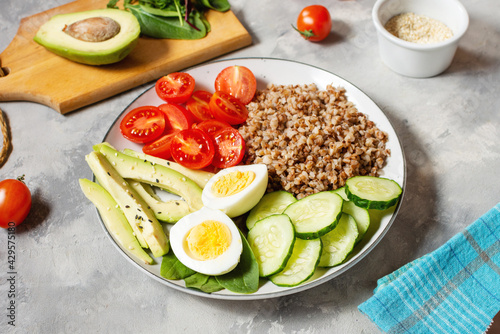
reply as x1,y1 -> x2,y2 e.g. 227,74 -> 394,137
0,0 -> 252,114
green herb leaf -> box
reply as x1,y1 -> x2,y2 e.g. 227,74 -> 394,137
216,230 -> 260,294
160,248 -> 196,280
197,0 -> 230,12
106,0 -> 120,8
126,4 -> 208,39
184,273 -> 224,293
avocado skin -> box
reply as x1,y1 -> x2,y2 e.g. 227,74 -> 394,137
33,9 -> 140,65
85,151 -> 170,258
94,143 -> 204,211
79,178 -> 154,265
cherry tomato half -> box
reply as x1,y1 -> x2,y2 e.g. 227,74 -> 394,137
212,127 -> 246,168
142,130 -> 179,160
120,106 -> 166,144
186,90 -> 214,122
155,72 -> 196,104
214,66 -> 257,105
0,177 -> 32,229
170,129 -> 215,169
209,91 -> 249,125
193,119 -> 232,137
158,103 -> 193,134
295,5 -> 332,42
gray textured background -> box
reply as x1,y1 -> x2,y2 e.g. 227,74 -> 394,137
1,0 -> 499,333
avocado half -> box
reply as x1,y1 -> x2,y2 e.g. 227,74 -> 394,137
34,8 -> 140,65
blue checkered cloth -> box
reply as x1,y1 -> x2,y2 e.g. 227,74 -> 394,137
359,203 -> 500,334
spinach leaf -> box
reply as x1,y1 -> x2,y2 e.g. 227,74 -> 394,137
184,273 -> 224,293
139,4 -> 181,17
106,0 -> 120,8
216,230 -> 260,294
127,4 -> 207,39
160,248 -> 196,280
197,0 -> 230,12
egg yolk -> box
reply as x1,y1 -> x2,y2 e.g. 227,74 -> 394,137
185,220 -> 232,261
211,171 -> 255,197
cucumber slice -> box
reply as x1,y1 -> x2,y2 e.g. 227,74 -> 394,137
333,187 -> 370,244
346,176 -> 402,210
319,214 -> 358,267
269,238 -> 322,287
343,201 -> 370,244
246,191 -> 297,230
247,214 -> 295,277
283,191 -> 343,239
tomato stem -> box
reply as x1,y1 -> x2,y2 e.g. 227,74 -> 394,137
291,24 -> 316,40
17,174 -> 26,183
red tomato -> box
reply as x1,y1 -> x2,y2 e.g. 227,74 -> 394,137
142,130 -> 179,160
158,103 -> 193,134
212,128 -> 246,168
186,90 -> 214,122
193,119 -> 232,137
120,106 -> 166,144
155,72 -> 195,104
209,91 -> 249,125
214,66 -> 257,105
295,5 -> 332,42
170,129 -> 215,169
0,177 -> 32,228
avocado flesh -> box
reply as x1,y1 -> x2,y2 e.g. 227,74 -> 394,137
94,143 -> 204,211
79,178 -> 153,264
85,151 -> 169,258
128,180 -> 191,223
33,8 -> 140,65
122,148 -> 214,189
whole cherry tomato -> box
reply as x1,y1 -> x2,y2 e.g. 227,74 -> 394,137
0,176 -> 32,228
294,5 -> 332,42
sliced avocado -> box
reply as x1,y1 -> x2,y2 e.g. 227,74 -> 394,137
85,151 -> 169,258
93,143 -> 203,211
127,180 -> 191,223
79,178 -> 153,265
122,149 -> 214,189
34,8 -> 140,65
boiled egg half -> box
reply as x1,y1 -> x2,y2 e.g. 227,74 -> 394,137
169,206 -> 243,276
202,164 -> 268,218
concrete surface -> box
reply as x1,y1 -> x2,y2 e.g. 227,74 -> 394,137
1,0 -> 499,333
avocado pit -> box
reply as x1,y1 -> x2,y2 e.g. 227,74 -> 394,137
63,16 -> 121,42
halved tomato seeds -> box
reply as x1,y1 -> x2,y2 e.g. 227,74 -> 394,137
212,127 -> 246,168
186,90 -> 214,122
214,66 -> 257,105
155,72 -> 195,104
170,129 -> 215,169
193,119 -> 232,137
142,130 -> 179,160
209,91 -> 249,125
119,106 -> 166,144
159,103 -> 193,134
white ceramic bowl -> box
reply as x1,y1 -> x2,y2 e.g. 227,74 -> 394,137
372,0 -> 469,78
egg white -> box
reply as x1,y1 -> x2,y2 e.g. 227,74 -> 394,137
169,206 -> 243,276
201,164 -> 268,218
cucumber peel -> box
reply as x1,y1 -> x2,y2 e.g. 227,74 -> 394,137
346,176 -> 402,210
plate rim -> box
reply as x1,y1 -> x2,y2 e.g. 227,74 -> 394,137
95,56 -> 407,300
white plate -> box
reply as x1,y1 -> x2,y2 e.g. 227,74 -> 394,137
99,57 -> 406,300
